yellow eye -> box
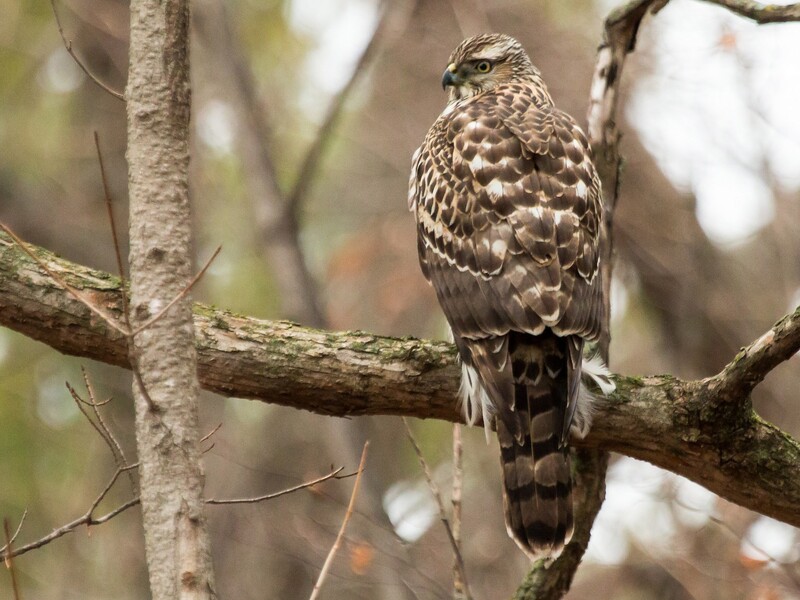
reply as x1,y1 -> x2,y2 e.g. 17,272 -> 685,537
476,60 -> 492,73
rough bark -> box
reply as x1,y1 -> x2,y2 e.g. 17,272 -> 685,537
1,232 -> 798,531
126,0 -> 217,597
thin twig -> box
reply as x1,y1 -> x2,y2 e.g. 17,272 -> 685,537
3,498 -> 141,560
3,518 -> 22,600
95,131 -> 130,329
94,132 -> 158,412
308,442 -> 369,600
67,381 -> 120,463
3,511 -> 27,550
451,424 -> 465,599
0,465 -> 353,560
0,222 -> 129,335
48,0 -> 125,101
130,245 -> 221,336
402,418 -> 472,599
82,368 -> 128,469
207,466 -> 345,505
81,366 -> 126,468
88,465 -> 138,516
199,422 -> 223,444
0,465 -> 140,560
68,367 -> 135,491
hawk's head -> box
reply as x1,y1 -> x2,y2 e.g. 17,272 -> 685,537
442,33 -> 538,103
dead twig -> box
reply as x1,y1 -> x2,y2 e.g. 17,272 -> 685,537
308,442 -> 369,600
0,222 -> 129,335
94,132 -> 130,328
207,466 -> 346,505
82,367 -> 127,470
3,511 -> 27,551
3,518 -> 22,600
95,132 -> 157,412
129,244 -> 221,336
48,0 -> 125,101
199,422 -> 223,445
3,498 -> 141,561
0,465 -> 140,560
66,381 -> 121,465
67,366 -> 135,491
0,464 -> 355,561
200,422 -> 223,454
402,418 -> 472,600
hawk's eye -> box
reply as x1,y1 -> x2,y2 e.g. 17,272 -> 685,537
475,60 -> 492,73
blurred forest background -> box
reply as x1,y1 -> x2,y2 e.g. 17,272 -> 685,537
1,0 -> 799,598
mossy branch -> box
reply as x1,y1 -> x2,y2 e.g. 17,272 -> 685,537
1,231 -> 799,531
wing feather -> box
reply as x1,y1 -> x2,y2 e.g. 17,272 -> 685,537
410,82 -> 604,343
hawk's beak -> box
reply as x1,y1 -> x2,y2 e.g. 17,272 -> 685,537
442,63 -> 461,89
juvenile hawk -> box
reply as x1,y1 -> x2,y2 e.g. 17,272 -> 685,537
408,33 -> 614,559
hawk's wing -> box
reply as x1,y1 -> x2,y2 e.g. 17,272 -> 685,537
409,82 -> 604,345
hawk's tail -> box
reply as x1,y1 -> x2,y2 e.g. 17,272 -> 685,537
497,333 -> 573,560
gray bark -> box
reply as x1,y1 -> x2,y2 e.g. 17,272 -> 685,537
126,0 -> 217,596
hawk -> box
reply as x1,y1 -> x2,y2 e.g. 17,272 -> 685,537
408,33 -> 614,560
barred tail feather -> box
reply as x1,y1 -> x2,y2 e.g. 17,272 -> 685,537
498,421 -> 573,560
498,333 -> 574,560
457,332 -> 610,559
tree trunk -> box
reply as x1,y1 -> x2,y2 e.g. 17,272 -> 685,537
126,0 -> 217,597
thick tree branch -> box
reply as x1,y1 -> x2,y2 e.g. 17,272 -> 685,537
1,232 -> 798,529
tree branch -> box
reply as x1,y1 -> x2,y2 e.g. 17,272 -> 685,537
0,466 -> 140,560
699,0 -> 800,23
1,232 -> 798,529
713,307 -> 800,399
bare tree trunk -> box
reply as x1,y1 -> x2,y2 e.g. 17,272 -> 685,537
126,0 -> 217,597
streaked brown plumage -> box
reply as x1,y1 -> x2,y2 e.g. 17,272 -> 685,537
408,33 -> 611,559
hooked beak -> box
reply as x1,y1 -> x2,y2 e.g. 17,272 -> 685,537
441,63 -> 461,89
